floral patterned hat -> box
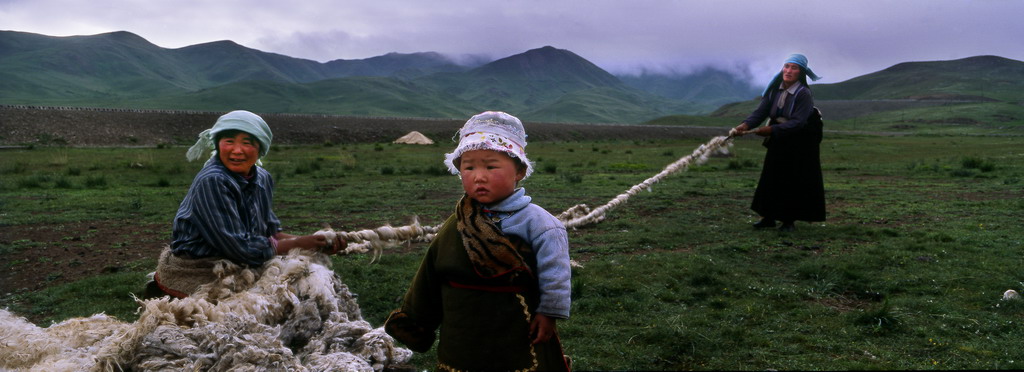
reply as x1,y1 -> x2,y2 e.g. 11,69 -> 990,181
444,111 -> 534,179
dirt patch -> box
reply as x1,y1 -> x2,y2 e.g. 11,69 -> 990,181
0,221 -> 167,295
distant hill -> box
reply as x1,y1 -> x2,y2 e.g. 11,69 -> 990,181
3,31 -> 1022,126
811,55 -> 1024,102
0,31 -> 744,123
0,30 -> 467,101
414,46 -> 628,111
413,46 -> 704,121
0,31 -> 198,100
130,77 -> 477,118
324,52 -> 470,79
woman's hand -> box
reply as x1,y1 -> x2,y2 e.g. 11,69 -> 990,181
730,123 -> 750,137
323,236 -> 347,255
274,233 -> 333,254
529,314 -> 558,345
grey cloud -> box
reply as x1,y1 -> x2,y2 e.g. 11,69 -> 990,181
3,0 -> 1023,85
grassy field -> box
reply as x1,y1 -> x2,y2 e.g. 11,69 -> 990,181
657,100 -> 1024,137
1,133 -> 1023,370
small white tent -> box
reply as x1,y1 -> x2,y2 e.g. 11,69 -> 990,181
393,131 -> 434,145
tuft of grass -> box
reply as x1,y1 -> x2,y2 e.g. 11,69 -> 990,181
54,176 -> 74,189
2,162 -> 29,175
961,156 -> 995,172
543,163 -> 558,174
422,166 -> 448,176
560,173 -> 583,184
17,175 -> 47,189
726,159 -> 759,170
84,175 -> 108,188
851,300 -> 904,334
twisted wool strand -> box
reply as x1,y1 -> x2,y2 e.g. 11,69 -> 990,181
328,136 -> 733,254
560,135 -> 733,228
314,216 -> 438,263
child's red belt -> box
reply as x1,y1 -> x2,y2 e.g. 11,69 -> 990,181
448,280 -> 526,293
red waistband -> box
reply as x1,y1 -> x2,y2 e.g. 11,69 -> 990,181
448,280 -> 526,293
153,272 -> 190,299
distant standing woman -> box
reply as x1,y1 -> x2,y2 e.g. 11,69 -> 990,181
731,54 -> 826,231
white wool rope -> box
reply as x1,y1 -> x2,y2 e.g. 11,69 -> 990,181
327,135 -> 734,255
315,217 -> 439,263
560,135 -> 733,228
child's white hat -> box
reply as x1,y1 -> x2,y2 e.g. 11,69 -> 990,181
444,111 -> 534,179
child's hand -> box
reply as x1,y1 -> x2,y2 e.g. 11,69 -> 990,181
529,313 -> 557,345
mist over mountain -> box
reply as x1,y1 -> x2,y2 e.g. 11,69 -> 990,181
618,67 -> 761,113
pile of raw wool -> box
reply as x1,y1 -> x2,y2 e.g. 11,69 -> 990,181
0,250 -> 412,371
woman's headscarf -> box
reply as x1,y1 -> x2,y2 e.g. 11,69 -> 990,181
186,110 -> 273,164
762,53 -> 822,96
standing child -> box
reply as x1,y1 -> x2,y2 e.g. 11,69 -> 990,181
385,111 -> 572,371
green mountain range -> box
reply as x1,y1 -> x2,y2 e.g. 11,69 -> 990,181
0,31 -> 747,123
2,30 -> 1023,125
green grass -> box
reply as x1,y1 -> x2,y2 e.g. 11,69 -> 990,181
1,134 -> 1023,370
666,100 -> 1024,136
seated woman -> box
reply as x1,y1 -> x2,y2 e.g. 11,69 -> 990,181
148,110 -> 344,298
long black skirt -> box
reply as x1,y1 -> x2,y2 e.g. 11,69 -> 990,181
751,138 -> 826,223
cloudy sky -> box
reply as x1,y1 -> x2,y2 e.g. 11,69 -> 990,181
3,0 -> 1022,85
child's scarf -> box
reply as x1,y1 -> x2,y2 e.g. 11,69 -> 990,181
456,195 -> 533,280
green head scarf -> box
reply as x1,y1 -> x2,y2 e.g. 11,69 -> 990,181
186,110 -> 273,164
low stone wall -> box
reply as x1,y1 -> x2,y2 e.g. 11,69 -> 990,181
0,105 -> 724,146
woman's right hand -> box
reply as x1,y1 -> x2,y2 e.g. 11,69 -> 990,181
274,234 -> 330,254
323,236 -> 346,255
730,123 -> 750,137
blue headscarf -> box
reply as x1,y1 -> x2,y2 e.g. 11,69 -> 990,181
186,110 -> 274,164
762,53 -> 822,96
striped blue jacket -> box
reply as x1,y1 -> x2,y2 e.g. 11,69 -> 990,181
171,158 -> 280,266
